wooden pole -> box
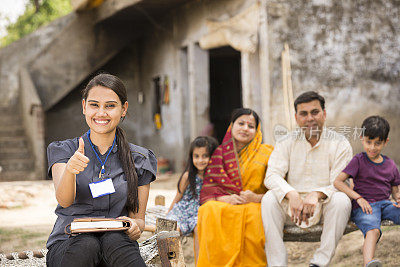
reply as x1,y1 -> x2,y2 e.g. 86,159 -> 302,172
284,43 -> 296,130
157,231 -> 185,267
155,195 -> 166,206
282,45 -> 291,130
281,43 -> 296,131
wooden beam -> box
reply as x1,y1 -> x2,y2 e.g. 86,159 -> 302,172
157,231 -> 185,267
283,220 -> 395,242
155,195 -> 166,206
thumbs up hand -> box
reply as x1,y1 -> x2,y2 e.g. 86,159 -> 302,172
78,136 -> 85,154
66,137 -> 90,175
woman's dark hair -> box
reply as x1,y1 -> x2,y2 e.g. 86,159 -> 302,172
294,91 -> 325,112
82,73 -> 139,213
362,115 -> 390,141
230,108 -> 260,128
177,136 -> 218,198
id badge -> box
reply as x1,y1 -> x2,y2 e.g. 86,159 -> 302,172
89,178 -> 115,198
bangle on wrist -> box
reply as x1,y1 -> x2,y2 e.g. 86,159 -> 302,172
355,196 -> 363,200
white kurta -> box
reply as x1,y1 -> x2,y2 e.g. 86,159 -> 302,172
265,128 -> 352,204
261,129 -> 353,267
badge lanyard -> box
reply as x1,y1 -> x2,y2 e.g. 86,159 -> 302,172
87,129 -> 116,179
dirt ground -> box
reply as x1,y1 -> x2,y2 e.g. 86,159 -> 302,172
1,176 -> 399,266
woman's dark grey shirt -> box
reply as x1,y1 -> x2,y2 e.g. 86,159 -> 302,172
46,132 -> 157,248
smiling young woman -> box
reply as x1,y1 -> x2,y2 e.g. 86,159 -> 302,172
45,73 -> 157,267
82,85 -> 128,144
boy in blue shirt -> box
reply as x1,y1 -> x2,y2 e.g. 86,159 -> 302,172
334,116 -> 400,267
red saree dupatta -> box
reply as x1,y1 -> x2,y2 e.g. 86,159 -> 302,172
200,125 -> 243,204
200,123 -> 271,204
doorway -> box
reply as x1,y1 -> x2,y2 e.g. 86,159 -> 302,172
209,46 -> 242,143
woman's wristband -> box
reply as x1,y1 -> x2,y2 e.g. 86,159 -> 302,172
355,196 -> 363,200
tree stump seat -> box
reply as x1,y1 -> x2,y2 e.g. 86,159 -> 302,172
283,220 -> 395,242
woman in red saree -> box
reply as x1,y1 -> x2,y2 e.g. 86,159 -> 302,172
197,108 -> 273,266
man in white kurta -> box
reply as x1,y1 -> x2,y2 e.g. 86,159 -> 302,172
261,91 -> 353,267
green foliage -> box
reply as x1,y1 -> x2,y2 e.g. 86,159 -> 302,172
0,0 -> 72,47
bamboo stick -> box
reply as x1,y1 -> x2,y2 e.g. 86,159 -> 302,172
282,45 -> 291,131
284,43 -> 296,130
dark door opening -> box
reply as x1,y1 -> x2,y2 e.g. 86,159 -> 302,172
209,46 -> 242,143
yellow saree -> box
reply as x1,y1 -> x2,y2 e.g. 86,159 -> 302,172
197,125 -> 273,266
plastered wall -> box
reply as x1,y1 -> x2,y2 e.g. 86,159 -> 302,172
267,0 -> 400,162
44,0 -> 400,173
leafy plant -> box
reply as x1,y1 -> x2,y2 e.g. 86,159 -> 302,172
0,0 -> 72,47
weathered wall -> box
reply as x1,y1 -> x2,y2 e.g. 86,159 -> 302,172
0,14 -> 75,181
45,0 -> 400,173
45,45 -> 141,149
135,0 -> 258,171
29,12 -> 137,110
44,0 -> 260,173
267,0 -> 400,162
0,14 -> 75,106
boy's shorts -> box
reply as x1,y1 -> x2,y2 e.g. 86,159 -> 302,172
351,199 -> 400,240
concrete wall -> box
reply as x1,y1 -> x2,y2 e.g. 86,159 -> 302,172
45,0 -> 259,172
45,44 -> 141,147
135,0 -> 259,171
138,0 -> 400,165
0,14 -> 75,180
29,12 -> 137,110
267,0 -> 400,162
0,14 -> 75,106
45,0 -> 400,173
20,68 -> 46,179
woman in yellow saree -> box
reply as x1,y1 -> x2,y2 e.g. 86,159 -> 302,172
197,108 -> 273,266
